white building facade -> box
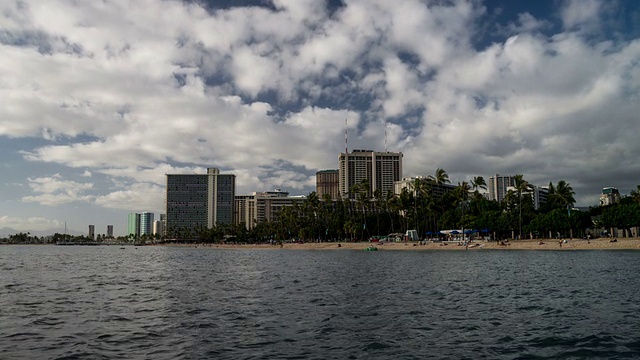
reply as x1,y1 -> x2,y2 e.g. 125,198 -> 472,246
339,150 -> 402,199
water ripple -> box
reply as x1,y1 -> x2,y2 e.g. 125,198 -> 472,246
1,246 -> 640,359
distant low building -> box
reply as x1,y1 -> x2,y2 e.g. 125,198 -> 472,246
600,187 -> 621,206
506,185 -> 548,210
235,190 -> 306,230
394,176 -> 456,200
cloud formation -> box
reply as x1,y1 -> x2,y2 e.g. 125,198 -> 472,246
1,0 -> 640,226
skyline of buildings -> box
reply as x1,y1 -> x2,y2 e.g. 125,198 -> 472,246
129,150 -> 626,238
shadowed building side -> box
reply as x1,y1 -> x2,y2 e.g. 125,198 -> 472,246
165,168 -> 235,239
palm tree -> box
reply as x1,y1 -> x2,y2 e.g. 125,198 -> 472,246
550,180 -> 576,208
384,190 -> 398,233
427,168 -> 450,232
555,180 -> 576,206
471,176 -> 487,195
398,187 -> 414,232
351,179 -> 371,240
412,177 -> 431,235
514,174 -> 533,240
373,189 -> 384,236
455,181 -> 471,233
631,185 -> 640,204
429,168 -> 450,185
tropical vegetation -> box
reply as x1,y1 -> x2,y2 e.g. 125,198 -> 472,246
4,173 -> 639,245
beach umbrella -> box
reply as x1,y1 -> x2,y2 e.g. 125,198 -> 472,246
481,228 -> 490,233
426,231 -> 433,235
464,229 -> 474,234
450,230 -> 460,234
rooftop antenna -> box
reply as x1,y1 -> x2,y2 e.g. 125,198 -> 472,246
345,118 -> 348,154
384,119 -> 388,152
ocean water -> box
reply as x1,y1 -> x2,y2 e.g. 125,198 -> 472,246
1,245 -> 640,359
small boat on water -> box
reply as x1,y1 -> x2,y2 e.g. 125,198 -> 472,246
364,245 -> 379,251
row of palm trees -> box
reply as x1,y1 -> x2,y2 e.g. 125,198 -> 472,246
247,170 -> 582,243
162,169 -> 594,243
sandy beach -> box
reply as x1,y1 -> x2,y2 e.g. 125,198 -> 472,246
189,238 -> 640,251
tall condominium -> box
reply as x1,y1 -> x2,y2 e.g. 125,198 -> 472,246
316,169 -> 340,200
488,174 -> 515,203
165,168 -> 235,237
339,150 -> 403,199
152,220 -> 164,237
140,212 -> 154,236
127,213 -> 140,238
88,225 -> 95,240
107,225 -> 113,238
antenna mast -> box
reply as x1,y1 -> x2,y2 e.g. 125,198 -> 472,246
384,119 -> 388,152
345,118 -> 348,154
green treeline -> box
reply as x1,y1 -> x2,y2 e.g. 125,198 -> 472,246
166,172 -> 640,243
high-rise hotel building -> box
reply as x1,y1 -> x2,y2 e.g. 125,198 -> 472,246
339,150 -> 402,199
488,174 -> 515,203
316,169 -> 339,200
140,212 -> 154,236
165,168 -> 235,237
127,213 -> 140,238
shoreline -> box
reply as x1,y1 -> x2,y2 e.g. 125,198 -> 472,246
3,238 -> 638,250
167,238 -> 640,251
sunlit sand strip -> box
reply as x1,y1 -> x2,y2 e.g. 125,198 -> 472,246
167,238 -> 640,251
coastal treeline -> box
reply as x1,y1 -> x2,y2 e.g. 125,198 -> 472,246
166,172 -> 639,243
5,176 -> 639,245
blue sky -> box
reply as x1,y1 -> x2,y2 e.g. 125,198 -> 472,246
2,0 -> 640,236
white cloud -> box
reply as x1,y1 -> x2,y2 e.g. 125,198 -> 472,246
21,174 -> 94,206
94,182 -> 164,212
561,0 -> 602,30
0,0 -> 639,210
0,215 -> 63,232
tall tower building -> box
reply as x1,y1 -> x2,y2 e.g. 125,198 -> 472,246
316,169 -> 339,200
488,174 -> 515,203
338,150 -> 402,199
107,225 -> 113,238
127,213 -> 140,238
152,220 -> 164,237
165,168 -> 236,238
140,212 -> 154,236
88,225 -> 95,240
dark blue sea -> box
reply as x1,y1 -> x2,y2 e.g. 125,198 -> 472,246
1,245 -> 640,359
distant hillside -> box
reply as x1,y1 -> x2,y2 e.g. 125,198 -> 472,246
0,227 -> 84,238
